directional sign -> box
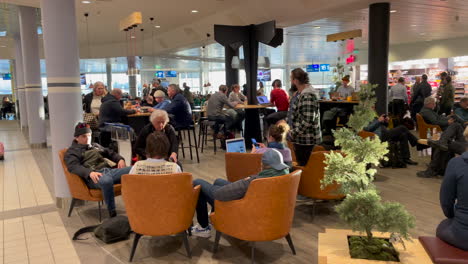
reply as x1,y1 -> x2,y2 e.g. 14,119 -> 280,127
319,64 -> 330,72
155,71 -> 164,78
306,64 -> 320,72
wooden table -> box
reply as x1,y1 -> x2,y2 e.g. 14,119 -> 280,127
235,104 -> 271,109
128,112 -> 151,117
127,112 -> 151,135
319,100 -> 360,104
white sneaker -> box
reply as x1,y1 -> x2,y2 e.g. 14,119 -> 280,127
191,224 -> 212,238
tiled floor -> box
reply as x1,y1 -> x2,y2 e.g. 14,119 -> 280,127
0,121 -> 81,264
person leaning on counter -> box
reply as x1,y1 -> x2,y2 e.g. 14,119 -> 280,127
337,75 -> 354,98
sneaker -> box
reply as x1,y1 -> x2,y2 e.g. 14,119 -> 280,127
191,224 -> 212,238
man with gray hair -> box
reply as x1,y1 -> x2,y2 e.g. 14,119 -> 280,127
164,84 -> 193,129
207,85 -> 237,138
419,97 -> 450,130
98,88 -> 137,147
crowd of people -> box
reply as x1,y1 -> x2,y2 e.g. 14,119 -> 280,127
64,68 -> 468,252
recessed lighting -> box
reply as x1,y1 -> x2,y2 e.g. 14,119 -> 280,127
82,0 -> 91,3
411,24 -> 417,27
0,45 -> 6,48
154,25 -> 160,28
390,10 -> 397,13
131,36 -> 135,39
191,10 -> 198,13
420,32 -> 426,35
313,26 -> 321,29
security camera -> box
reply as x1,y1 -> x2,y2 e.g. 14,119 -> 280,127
150,17 -> 154,21
84,13 -> 89,17
206,33 -> 211,37
202,46 -> 205,49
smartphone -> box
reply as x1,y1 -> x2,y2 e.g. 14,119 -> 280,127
251,138 -> 259,147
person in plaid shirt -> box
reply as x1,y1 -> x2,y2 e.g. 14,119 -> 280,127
287,68 -> 322,166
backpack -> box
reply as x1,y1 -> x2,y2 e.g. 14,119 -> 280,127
72,215 -> 132,244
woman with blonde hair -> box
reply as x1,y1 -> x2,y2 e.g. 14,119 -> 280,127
252,122 -> 292,166
83,81 -> 108,115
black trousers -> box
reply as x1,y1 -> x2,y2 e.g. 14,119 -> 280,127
266,111 -> 288,125
293,143 -> 314,166
208,115 -> 234,134
382,125 -> 417,160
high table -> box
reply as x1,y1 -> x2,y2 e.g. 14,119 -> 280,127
318,100 -> 359,124
127,112 -> 151,135
235,104 -> 271,145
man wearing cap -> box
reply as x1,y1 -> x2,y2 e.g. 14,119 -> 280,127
64,123 -> 132,218
190,149 -> 290,238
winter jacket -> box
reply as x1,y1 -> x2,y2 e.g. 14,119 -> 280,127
419,106 -> 449,129
412,81 -> 432,105
164,93 -> 193,129
98,94 -> 136,127
134,123 -> 179,160
440,83 -> 455,110
64,141 -> 124,180
83,92 -> 94,113
290,86 -> 322,145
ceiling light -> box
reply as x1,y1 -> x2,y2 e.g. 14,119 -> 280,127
0,45 -> 6,48
191,10 -> 198,13
313,26 -> 321,29
82,0 -> 91,3
420,33 -> 426,35
154,25 -> 160,28
390,10 -> 397,13
411,24 -> 417,27
131,36 -> 135,39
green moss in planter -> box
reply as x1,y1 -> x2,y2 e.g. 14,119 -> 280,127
348,236 -> 400,262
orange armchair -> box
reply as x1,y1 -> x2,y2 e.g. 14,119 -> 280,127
416,113 -> 442,139
210,170 -> 301,263
358,130 -> 377,139
58,149 -> 122,222
225,152 -> 262,182
121,173 -> 200,262
298,151 -> 345,217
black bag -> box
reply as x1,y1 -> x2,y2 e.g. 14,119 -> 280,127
73,215 -> 132,244
380,142 -> 406,168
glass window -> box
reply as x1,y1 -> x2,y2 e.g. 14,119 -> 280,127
179,72 -> 201,92
207,71 -> 226,93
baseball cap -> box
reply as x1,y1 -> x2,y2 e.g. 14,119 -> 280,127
262,149 -> 289,170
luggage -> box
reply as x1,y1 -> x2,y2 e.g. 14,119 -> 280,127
0,142 -> 4,160
73,215 -> 132,244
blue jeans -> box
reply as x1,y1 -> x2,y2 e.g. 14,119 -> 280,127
193,178 -> 230,228
86,167 -> 132,212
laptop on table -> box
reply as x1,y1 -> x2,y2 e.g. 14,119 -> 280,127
226,138 -> 246,153
257,96 -> 270,105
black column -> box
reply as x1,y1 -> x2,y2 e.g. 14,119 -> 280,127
225,46 -> 239,88
368,2 -> 390,115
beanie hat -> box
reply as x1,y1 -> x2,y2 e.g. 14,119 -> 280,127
74,122 -> 92,137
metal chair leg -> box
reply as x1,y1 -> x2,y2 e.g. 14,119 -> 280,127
68,198 -> 77,217
182,231 -> 192,258
192,128 -> 200,163
285,233 -> 296,255
129,233 -> 142,262
213,231 -> 221,254
179,131 -> 186,158
188,128 -> 193,160
251,241 -> 256,264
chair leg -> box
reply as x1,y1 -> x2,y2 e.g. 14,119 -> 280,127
285,233 -> 296,255
213,230 -> 221,254
213,134 -> 217,154
188,129 -> 193,160
198,122 -> 203,149
251,242 -> 256,264
68,198 -> 77,217
129,233 -> 142,262
179,131 -> 186,158
98,201 -> 102,222
192,128 -> 200,163
182,231 -> 192,258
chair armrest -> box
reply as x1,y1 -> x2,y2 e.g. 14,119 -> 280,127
210,198 -> 250,228
292,165 -> 304,171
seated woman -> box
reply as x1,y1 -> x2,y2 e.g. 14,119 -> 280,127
252,122 -> 292,167
436,128 -> 468,250
130,131 -> 181,175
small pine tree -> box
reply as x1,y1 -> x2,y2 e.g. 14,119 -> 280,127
321,83 -> 415,257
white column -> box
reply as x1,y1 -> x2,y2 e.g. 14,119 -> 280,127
19,6 -> 46,146
41,0 -> 83,198
13,36 -> 28,128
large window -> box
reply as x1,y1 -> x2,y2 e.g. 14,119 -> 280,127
179,72 -> 201,92
207,71 -> 226,93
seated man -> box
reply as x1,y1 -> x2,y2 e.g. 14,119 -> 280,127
135,110 -> 179,162
454,96 -> 468,124
164,84 -> 193,129
191,149 -> 289,238
64,123 -> 131,218
130,131 -> 181,175
417,126 -> 467,178
207,85 -> 237,138
365,114 -> 420,166
419,97 -> 450,130
436,129 -> 468,251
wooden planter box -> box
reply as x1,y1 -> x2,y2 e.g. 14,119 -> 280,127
318,229 -> 432,264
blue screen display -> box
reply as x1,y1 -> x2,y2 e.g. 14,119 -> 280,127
306,64 -> 320,72
155,71 -> 165,78
320,64 -> 330,72
2,73 -> 11,80
226,138 -> 246,153
166,71 -> 177,77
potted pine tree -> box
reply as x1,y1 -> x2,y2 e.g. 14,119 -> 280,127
320,83 -> 417,262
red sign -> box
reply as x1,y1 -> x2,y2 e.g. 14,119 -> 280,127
346,55 -> 356,64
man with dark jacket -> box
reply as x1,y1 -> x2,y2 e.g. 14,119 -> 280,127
98,88 -> 137,147
419,97 -> 450,130
64,123 -> 131,217
191,149 -> 289,238
164,84 -> 193,129
411,74 -> 432,120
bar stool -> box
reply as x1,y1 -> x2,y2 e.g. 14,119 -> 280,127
177,125 -> 200,163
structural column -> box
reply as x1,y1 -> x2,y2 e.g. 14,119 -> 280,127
106,58 -> 112,91
13,37 -> 27,127
127,56 -> 137,98
224,45 -> 239,88
41,0 -> 83,199
19,6 -> 46,145
368,2 -> 390,115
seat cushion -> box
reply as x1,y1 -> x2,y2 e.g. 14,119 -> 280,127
419,236 -> 468,264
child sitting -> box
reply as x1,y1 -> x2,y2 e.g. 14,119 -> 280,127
252,122 -> 292,167
130,131 -> 181,175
